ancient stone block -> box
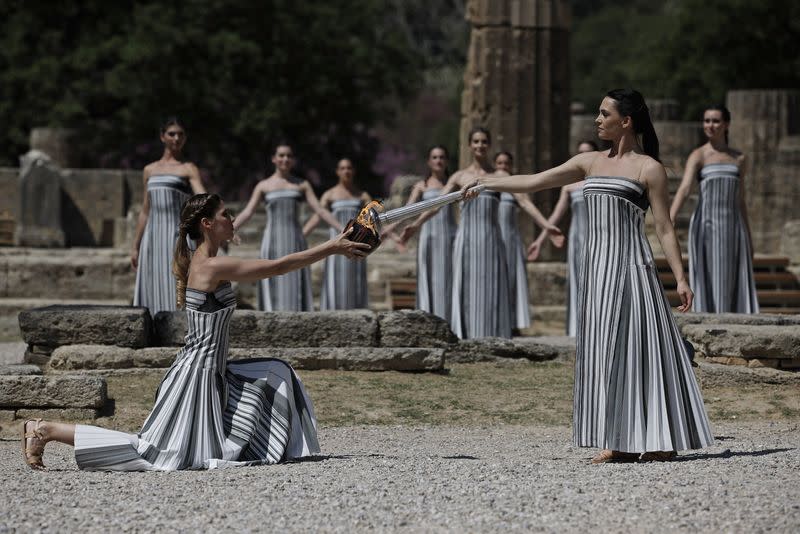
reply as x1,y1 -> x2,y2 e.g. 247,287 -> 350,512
18,305 -> 152,349
674,312 -> 800,330
0,364 -> 41,375
153,310 -> 378,348
61,169 -> 127,246
0,167 -> 19,220
0,375 -> 106,409
446,337 -> 560,363
528,262 -> 567,306
779,358 -> 800,370
229,347 -> 444,371
14,152 -> 64,247
780,220 -> 800,265
683,324 -> 800,361
377,310 -> 457,348
747,358 -> 780,369
49,345 -> 176,370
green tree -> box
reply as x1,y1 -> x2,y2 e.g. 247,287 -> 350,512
0,1 -> 423,195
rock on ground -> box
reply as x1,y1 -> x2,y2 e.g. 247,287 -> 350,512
1,422 -> 797,532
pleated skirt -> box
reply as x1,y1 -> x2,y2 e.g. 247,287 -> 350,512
498,194 -> 531,330
416,192 -> 456,323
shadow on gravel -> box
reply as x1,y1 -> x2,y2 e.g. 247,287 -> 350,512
440,455 -> 480,460
675,447 -> 794,462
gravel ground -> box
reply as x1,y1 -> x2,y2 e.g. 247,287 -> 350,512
2,422 -> 798,532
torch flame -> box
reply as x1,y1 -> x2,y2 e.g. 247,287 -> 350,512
355,200 -> 384,233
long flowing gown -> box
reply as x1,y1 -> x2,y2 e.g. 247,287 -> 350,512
258,189 -> 313,311
320,199 -> 368,310
133,175 -> 191,315
573,176 -> 713,453
74,282 -> 320,471
688,163 -> 759,313
566,186 -> 587,336
450,190 -> 512,339
416,188 -> 457,323
498,192 -> 531,330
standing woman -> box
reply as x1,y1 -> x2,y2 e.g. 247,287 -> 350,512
467,89 -> 713,462
402,128 -> 558,339
233,144 -> 344,311
527,140 -> 598,336
131,117 -> 206,315
494,151 -> 565,333
669,105 -> 758,313
304,158 -> 372,310
22,193 -> 369,471
399,146 -> 458,322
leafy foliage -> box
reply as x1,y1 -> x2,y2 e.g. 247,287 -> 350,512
0,1 -> 423,195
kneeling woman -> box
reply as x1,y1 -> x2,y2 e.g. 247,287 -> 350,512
22,193 -> 369,471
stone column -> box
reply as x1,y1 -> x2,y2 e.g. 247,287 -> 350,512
727,90 -> 800,254
29,127 -> 77,169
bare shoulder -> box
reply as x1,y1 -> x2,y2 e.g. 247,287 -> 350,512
574,150 -> 603,173
641,157 -> 667,187
688,146 -> 705,164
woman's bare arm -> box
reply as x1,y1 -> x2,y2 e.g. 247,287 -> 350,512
232,181 -> 265,231
399,175 -> 461,243
646,160 -> 692,312
669,149 -> 701,224
130,169 -> 152,269
302,181 -> 344,232
186,163 -> 206,194
463,153 -> 593,195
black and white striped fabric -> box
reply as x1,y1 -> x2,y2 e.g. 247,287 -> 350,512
258,189 -> 313,311
450,190 -> 512,339
133,175 -> 191,314
574,176 -> 713,453
416,188 -> 457,323
566,187 -> 587,336
498,193 -> 531,330
688,163 -> 759,313
321,199 -> 368,310
74,282 -> 320,471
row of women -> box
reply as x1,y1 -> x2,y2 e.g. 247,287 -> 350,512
24,88 -> 733,472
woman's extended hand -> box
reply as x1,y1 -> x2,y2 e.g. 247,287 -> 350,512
545,224 -> 565,248
333,227 -> 371,259
676,279 -> 694,312
460,180 -> 482,201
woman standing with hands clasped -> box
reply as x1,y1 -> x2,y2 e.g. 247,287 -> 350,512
304,158 -> 372,310
493,151 -> 565,333
669,105 -> 758,313
233,143 -> 343,311
22,193 -> 369,471
527,140 -> 597,336
131,117 -> 206,315
463,89 -> 713,463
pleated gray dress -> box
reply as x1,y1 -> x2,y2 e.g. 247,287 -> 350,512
321,199 -> 368,310
498,193 -> 531,330
451,190 -> 512,339
74,282 -> 320,471
258,189 -> 313,311
416,188 -> 457,323
566,187 -> 587,337
688,163 -> 759,313
574,177 -> 713,453
133,175 -> 192,315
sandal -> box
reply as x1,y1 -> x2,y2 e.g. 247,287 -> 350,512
640,451 -> 677,462
21,419 -> 46,470
591,449 -> 640,464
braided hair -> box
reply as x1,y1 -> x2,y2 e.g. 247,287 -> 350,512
172,193 -> 222,308
606,88 -> 660,162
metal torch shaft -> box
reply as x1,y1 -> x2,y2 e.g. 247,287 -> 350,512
377,184 -> 487,226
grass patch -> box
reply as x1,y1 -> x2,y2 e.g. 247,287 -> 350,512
92,361 -> 800,432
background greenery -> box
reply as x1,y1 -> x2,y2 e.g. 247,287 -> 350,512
0,0 -> 796,195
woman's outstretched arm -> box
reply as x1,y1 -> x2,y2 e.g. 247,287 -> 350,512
462,153 -> 593,196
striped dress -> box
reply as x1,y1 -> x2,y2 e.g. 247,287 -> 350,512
566,186 -> 587,336
258,189 -> 313,311
451,190 -> 512,339
321,199 -> 368,310
498,193 -> 531,330
688,163 -> 759,313
574,176 -> 713,453
133,175 -> 191,315
416,188 -> 457,323
74,282 -> 320,471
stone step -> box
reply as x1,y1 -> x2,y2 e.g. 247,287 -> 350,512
0,298 -> 128,341
683,324 -> 800,371
0,375 -> 107,409
48,344 -> 445,372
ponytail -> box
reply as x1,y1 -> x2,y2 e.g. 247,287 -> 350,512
606,88 -> 660,162
172,193 -> 222,308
